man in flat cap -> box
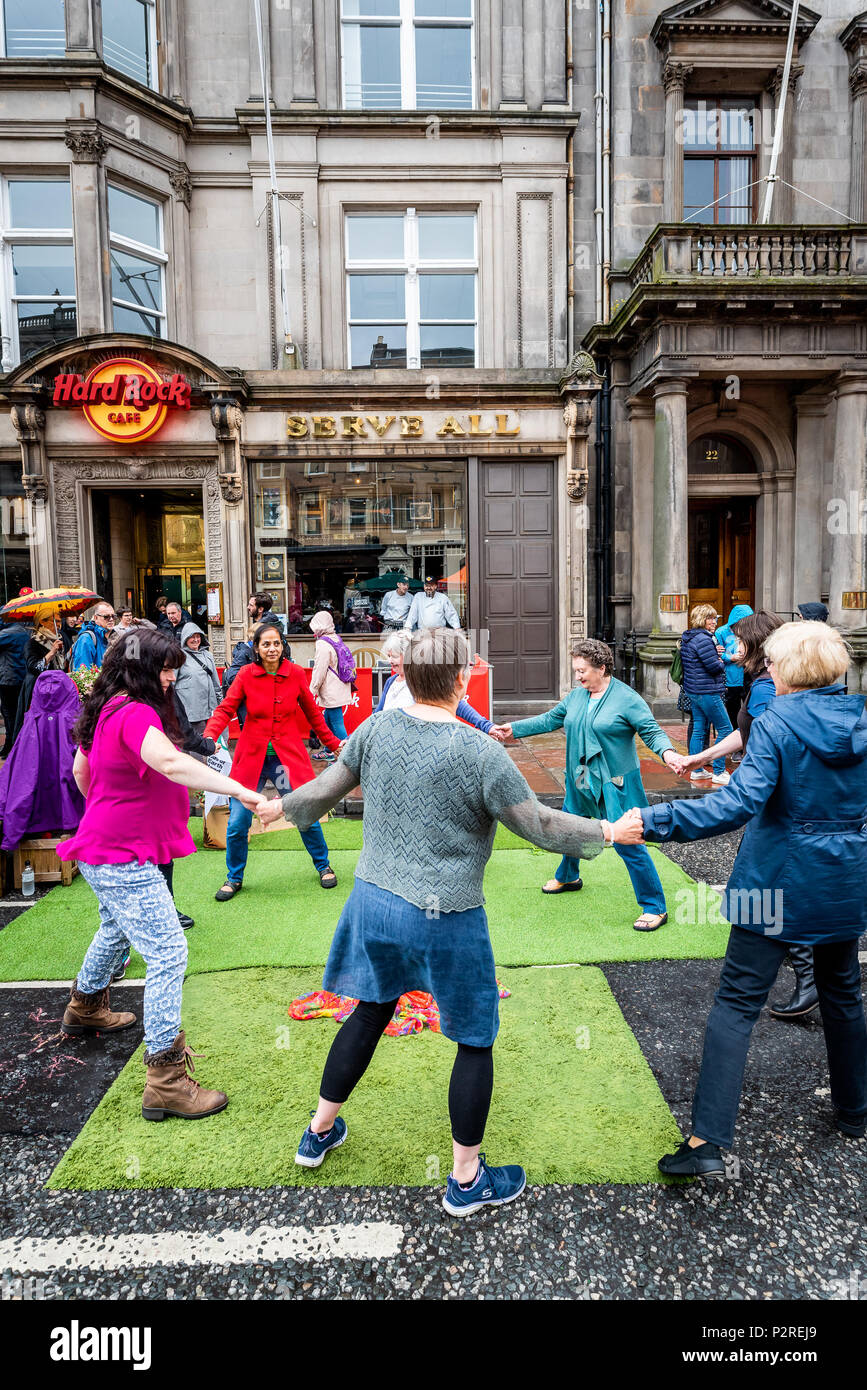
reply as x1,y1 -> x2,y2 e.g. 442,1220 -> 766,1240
404,576 -> 461,632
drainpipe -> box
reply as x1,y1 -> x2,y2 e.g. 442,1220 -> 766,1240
566,0 -> 576,358
602,0 -> 611,321
594,1 -> 603,323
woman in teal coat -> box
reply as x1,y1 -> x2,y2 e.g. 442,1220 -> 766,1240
494,639 -> 684,930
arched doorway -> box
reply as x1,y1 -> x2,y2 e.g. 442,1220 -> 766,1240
688,434 -> 757,617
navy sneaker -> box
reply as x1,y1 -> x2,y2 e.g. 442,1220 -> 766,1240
442,1153 -> 527,1217
111,953 -> 131,983
658,1138 -> 725,1177
295,1115 -> 348,1168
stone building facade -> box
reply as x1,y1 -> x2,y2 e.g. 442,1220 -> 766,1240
576,0 -> 867,710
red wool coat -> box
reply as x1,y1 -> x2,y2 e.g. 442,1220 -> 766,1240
204,659 -> 342,790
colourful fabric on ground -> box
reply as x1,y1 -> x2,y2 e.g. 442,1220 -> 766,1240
288,981 -> 512,1037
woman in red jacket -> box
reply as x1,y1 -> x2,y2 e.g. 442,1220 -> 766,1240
205,620 -> 343,900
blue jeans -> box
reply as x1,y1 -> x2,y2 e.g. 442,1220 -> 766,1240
692,926 -> 867,1147
322,705 -> 348,741
688,692 -> 733,774
225,753 -> 330,882
77,860 -> 188,1054
555,843 -> 666,915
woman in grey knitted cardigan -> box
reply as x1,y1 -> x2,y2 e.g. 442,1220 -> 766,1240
258,629 -> 626,1217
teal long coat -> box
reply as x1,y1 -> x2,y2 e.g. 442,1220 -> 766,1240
512,677 -> 673,820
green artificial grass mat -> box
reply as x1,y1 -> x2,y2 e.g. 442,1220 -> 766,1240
47,964 -> 683,1191
248,818 -> 529,853
0,822 -> 729,981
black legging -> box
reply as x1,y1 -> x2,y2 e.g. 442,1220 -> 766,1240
158,861 -> 175,896
319,997 -> 494,1147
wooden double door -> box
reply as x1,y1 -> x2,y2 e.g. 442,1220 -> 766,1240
688,497 -> 756,618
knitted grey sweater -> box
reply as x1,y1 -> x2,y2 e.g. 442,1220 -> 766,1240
281,708 -> 605,912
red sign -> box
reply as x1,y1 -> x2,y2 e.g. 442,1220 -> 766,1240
52,357 -> 191,443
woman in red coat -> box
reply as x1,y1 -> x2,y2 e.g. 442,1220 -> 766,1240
205,621 -> 343,900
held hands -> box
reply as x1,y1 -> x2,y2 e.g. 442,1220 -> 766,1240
489,723 -> 513,743
255,796 -> 285,826
662,749 -> 688,778
608,808 -> 646,845
236,787 -> 271,815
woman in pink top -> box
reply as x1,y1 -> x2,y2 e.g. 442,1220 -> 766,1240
308,608 -> 353,759
59,629 -> 267,1120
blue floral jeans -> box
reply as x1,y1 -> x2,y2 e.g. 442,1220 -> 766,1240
76,860 -> 188,1054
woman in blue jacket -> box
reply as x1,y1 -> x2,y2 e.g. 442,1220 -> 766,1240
615,621 -> 867,1176
680,603 -> 734,784
714,602 -> 753,740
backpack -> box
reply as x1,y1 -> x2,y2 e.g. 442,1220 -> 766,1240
669,640 -> 683,686
321,634 -> 356,684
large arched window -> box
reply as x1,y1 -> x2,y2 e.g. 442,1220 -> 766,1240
688,434 -> 757,475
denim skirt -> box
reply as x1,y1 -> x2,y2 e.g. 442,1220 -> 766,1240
323,876 -> 500,1047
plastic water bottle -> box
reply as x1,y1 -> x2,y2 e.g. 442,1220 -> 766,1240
21,861 -> 35,897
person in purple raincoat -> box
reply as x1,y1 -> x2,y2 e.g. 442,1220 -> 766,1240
0,671 -> 85,850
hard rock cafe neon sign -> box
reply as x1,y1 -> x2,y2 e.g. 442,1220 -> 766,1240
52,357 -> 192,443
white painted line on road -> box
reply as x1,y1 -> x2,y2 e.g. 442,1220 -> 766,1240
0,1223 -> 404,1273
0,980 -> 145,989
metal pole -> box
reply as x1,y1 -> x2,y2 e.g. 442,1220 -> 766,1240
252,0 -> 293,357
760,0 -> 799,224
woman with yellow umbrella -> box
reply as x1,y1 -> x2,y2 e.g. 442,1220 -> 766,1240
2,587 -> 100,742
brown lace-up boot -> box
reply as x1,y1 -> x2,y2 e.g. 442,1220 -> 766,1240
141,1030 -> 228,1121
62,980 -> 137,1036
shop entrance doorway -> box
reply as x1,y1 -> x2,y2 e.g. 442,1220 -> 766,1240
90,486 -> 206,624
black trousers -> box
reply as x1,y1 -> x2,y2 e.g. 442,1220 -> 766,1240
0,682 -> 21,752
319,997 -> 494,1147
158,861 -> 175,896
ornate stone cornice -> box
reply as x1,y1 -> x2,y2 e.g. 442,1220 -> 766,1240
64,128 -> 108,164
169,168 -> 193,207
11,404 -> 45,442
652,0 -> 820,51
850,61 -> 867,99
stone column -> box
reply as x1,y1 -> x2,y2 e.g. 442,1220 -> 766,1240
501,0 -> 525,107
626,395 -> 655,633
828,374 -> 867,630
211,398 -> 252,659
638,378 -> 689,716
663,62 -> 692,222
64,126 -> 109,335
793,392 -> 832,606
764,63 -> 803,223
168,169 -> 193,343
65,0 -> 99,56
850,64 -> 867,222
291,0 -> 317,104
12,405 -> 55,589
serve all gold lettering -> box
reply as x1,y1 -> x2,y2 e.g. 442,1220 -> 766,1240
400,415 -> 424,437
341,415 -> 367,437
366,414 -> 396,437
312,415 -> 336,438
468,414 -> 492,436
495,412 -> 520,436
286,414 -> 308,438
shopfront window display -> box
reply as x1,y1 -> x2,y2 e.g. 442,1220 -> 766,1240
251,456 -> 467,630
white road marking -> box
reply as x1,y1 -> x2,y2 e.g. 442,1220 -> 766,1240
0,1223 -> 404,1272
0,980 -> 145,989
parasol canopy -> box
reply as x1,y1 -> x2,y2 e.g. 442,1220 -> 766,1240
0,586 -> 102,625
355,574 -> 423,594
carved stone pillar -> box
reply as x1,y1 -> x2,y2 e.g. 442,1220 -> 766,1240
828,374 -> 867,629
65,0 -> 100,56
663,61 -> 692,221
11,405 -> 55,588
169,168 -> 193,343
65,125 -> 109,335
794,392 -> 832,607
561,352 -> 602,660
764,63 -> 803,223
850,64 -> 867,222
210,398 -> 251,652
638,377 -> 690,716
626,395 -> 655,633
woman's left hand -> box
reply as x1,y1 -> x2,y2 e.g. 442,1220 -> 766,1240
662,749 -> 686,776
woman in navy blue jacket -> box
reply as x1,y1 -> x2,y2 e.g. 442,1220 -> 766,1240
613,621 -> 867,1177
680,603 -> 734,783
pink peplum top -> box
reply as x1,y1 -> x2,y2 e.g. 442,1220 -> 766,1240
58,696 -> 195,867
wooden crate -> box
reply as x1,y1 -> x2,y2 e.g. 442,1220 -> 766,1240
13,836 -> 79,891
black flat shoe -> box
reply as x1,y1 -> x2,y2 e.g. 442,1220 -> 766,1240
658,1138 -> 726,1178
177,912 -> 195,930
215,881 -> 243,902
319,866 -> 338,889
542,878 -> 583,895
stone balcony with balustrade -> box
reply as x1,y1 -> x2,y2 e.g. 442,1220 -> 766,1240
587,222 -> 867,384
